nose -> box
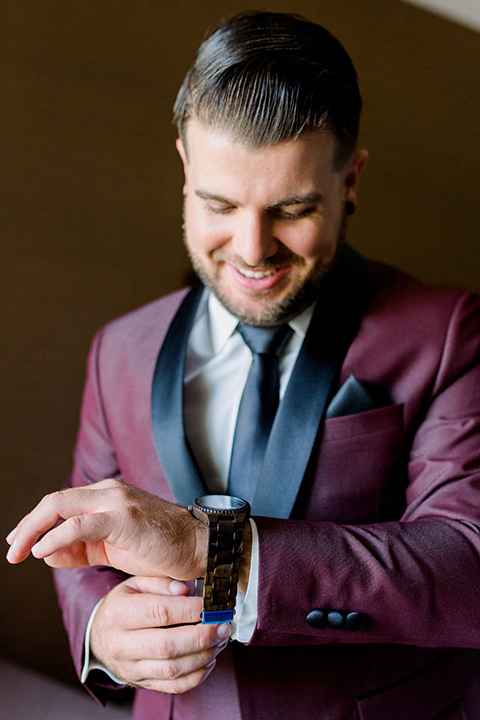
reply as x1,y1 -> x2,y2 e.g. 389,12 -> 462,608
231,212 -> 278,266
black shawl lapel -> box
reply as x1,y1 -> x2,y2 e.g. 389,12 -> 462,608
151,247 -> 370,515
251,245 -> 370,518
151,280 -> 208,506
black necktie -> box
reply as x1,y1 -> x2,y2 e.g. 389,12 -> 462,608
228,323 -> 293,503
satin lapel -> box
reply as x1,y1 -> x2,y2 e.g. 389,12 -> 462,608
252,246 -> 371,518
151,280 -> 208,506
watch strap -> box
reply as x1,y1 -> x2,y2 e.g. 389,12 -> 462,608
191,504 -> 249,624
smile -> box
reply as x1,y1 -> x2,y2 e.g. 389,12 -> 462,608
236,267 -> 278,280
224,263 -> 292,293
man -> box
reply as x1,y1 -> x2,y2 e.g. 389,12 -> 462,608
7,10 -> 480,720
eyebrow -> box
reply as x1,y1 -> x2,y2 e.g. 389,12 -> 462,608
265,193 -> 323,210
194,189 -> 323,209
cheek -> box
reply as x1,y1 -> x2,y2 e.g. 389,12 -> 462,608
279,223 -> 336,262
186,207 -> 233,255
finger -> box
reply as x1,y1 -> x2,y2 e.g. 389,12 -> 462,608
124,575 -> 191,597
118,594 -> 205,631
6,485 -> 119,564
131,640 -> 225,686
32,511 -> 124,564
126,618 -> 231,660
134,658 -> 217,694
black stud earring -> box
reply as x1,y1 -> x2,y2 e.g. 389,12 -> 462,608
345,201 -> 356,216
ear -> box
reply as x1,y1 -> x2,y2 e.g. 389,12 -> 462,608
176,138 -> 189,194
342,149 -> 368,206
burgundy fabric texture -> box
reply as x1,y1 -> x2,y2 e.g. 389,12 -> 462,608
53,261 -> 480,719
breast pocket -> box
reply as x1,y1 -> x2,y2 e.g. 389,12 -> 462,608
303,404 -> 407,523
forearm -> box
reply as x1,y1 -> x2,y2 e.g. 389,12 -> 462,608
250,512 -> 480,648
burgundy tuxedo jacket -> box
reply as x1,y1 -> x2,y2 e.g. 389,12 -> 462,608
53,256 -> 480,720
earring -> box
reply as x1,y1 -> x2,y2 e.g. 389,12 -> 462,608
345,201 -> 356,216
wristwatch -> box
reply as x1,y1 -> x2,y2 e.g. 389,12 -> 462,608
189,495 -> 250,624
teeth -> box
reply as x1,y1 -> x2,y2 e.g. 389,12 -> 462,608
238,268 -> 275,279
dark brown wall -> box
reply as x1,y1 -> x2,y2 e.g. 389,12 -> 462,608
1,0 -> 479,684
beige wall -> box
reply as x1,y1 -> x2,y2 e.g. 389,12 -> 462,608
1,0 -> 479,684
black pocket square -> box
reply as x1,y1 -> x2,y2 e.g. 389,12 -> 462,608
326,375 -> 388,419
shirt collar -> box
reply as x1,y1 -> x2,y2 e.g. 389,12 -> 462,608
207,291 -> 315,354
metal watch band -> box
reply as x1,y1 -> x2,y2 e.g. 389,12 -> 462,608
191,501 -> 250,624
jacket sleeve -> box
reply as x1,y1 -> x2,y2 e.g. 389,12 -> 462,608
51,328 -> 128,701
250,291 -> 480,649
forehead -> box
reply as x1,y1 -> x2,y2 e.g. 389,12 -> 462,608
184,121 -> 339,202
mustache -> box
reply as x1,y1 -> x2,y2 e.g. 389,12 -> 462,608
211,250 -> 305,270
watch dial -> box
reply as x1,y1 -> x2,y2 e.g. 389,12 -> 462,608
196,495 -> 246,511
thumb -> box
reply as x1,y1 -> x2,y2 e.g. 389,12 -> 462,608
124,575 -> 192,596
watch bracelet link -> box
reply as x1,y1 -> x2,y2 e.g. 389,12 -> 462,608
204,515 -> 246,612
191,504 -> 249,620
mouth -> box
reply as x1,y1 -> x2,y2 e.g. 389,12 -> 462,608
227,263 -> 291,291
236,267 -> 278,280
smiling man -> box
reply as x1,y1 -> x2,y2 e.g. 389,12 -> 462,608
7,10 -> 480,720
178,121 -> 366,326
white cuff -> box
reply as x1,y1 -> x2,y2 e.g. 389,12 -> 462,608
231,518 -> 259,644
81,597 -> 126,686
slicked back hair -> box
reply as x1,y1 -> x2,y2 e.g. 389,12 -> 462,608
173,11 -> 362,170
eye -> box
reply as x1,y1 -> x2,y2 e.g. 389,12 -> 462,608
206,203 -> 235,215
276,206 -> 317,221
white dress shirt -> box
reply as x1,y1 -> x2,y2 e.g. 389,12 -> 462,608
82,289 -> 313,682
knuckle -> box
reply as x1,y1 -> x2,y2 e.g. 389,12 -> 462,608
160,660 -> 179,681
101,477 -> 121,488
201,647 -> 217,666
107,636 -> 124,662
150,601 -> 170,628
101,602 -> 119,631
67,515 -> 83,533
169,684 -> 186,695
152,635 -> 172,660
196,626 -> 217,652
43,490 -> 66,507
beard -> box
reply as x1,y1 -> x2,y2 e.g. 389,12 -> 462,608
183,210 -> 348,327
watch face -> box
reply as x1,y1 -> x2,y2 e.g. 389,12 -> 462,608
195,495 -> 248,512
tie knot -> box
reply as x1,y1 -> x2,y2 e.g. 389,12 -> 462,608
237,323 -> 292,357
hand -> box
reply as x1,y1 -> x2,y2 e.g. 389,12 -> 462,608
6,478 -> 208,580
89,576 -> 231,694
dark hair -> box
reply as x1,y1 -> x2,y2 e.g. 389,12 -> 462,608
173,10 -> 362,169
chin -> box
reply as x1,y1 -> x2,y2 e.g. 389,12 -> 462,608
209,281 -> 318,327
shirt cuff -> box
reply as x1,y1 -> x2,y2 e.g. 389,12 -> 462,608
231,518 -> 259,643
81,597 -> 126,686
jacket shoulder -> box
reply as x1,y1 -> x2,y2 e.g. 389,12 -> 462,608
365,260 -> 480,336
96,287 -> 191,347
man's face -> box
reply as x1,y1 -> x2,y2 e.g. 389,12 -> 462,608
177,121 -> 367,326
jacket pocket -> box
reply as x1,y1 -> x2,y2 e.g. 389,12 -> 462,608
304,404 -> 406,523
356,650 -> 477,720
322,402 -> 404,442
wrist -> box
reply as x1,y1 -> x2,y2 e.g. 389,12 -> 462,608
192,516 -> 209,578
189,495 -> 250,624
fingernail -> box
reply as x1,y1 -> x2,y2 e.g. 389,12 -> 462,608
205,659 -> 217,670
217,623 -> 231,640
169,580 -> 188,595
6,528 -> 17,545
6,539 -> 17,563
31,542 -> 41,558
216,638 -> 229,651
